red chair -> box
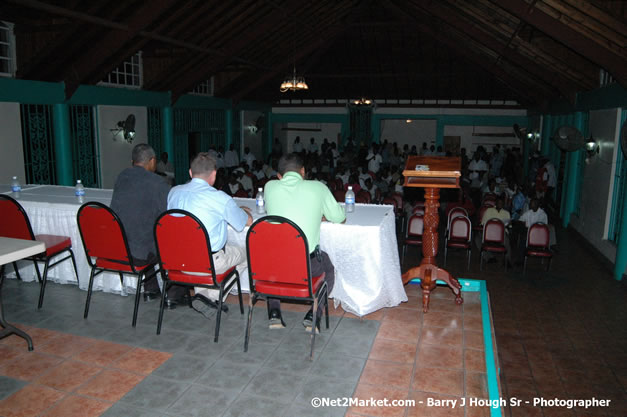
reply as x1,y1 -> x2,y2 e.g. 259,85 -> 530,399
356,190 -> 371,204
402,215 -> 423,264
524,222 -> 552,273
334,178 -> 344,191
444,215 -> 472,270
333,189 -> 345,203
446,206 -> 468,235
154,209 -> 243,341
244,216 -> 329,360
480,218 -> 507,271
234,189 -> 249,198
473,204 -> 492,234
412,206 -> 425,216
0,195 -> 78,309
482,193 -> 497,206
77,202 -> 157,327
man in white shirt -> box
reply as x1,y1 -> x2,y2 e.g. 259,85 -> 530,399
478,196 -> 512,265
468,153 -> 489,206
242,147 -> 256,168
224,144 -> 239,169
516,197 -> 556,258
293,136 -> 303,153
308,137 -> 319,155
366,146 -> 383,173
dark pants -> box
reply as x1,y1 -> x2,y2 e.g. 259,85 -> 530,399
137,258 -> 186,300
268,250 -> 334,316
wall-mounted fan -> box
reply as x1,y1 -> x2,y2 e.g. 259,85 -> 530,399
111,114 -> 136,143
553,125 -> 585,152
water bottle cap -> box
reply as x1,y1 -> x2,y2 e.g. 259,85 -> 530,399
258,188 -> 262,191
77,180 -> 82,184
12,176 -> 17,180
348,186 -> 352,190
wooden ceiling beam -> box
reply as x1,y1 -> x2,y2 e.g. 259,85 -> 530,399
490,0 -> 627,85
63,0 -> 181,99
412,0 -> 577,99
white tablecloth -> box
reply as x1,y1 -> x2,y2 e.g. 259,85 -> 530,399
2,186 -> 407,315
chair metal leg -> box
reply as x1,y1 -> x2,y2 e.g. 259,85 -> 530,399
132,274 -> 143,327
156,281 -> 168,335
33,260 -> 42,283
546,257 -> 552,272
37,259 -> 51,309
444,246 -> 448,267
504,253 -> 507,270
215,286 -> 224,343
235,271 -> 244,315
68,249 -> 79,286
84,268 -> 96,318
467,249 -> 471,271
244,300 -> 254,352
324,288 -> 330,329
118,272 -> 124,286
309,297 -> 318,361
523,256 -> 528,274
12,262 -> 21,281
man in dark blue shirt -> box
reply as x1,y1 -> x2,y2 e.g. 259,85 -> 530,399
110,143 -> 184,308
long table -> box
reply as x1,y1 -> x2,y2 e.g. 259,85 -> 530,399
2,185 -> 407,316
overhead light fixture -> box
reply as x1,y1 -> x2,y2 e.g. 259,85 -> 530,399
280,66 -> 309,92
111,114 -> 136,143
406,119 -> 412,123
352,98 -> 373,106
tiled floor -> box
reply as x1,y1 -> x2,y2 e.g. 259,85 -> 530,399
0,222 -> 625,417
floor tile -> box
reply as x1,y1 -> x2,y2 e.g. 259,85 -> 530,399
195,360 -> 260,392
376,319 -> 421,343
420,326 -> 463,347
464,348 -> 486,373
118,375 -> 189,410
72,340 -> 134,367
110,347 -> 172,375
407,391 -> 464,417
76,369 -> 144,402
465,372 -> 489,399
369,338 -> 417,363
422,311 -> 463,329
0,376 -> 28,401
222,393 -> 290,417
0,384 -> 65,417
35,360 -> 102,392
241,369 -> 304,404
359,360 -> 413,389
349,383 -> 408,417
41,394 -> 112,417
151,353 -> 215,383
37,333 -> 95,358
464,330 -> 484,350
411,366 -> 464,397
311,351 -> 367,382
416,344 -> 463,369
382,308 -> 422,324
0,352 -> 64,381
166,385 -> 238,417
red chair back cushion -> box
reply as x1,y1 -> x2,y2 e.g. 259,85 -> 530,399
247,219 -> 309,286
356,190 -> 371,204
333,189 -> 345,203
449,216 -> 471,241
77,204 -> 129,262
155,212 -> 214,274
483,219 -> 505,244
0,197 -> 33,240
528,223 -> 549,248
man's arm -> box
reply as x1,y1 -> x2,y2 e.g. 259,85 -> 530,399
240,206 -> 253,226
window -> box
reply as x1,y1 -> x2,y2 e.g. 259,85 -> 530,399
600,69 -> 615,87
189,77 -> 214,96
99,52 -> 142,88
0,21 -> 16,77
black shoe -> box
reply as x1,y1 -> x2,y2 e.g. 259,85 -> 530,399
305,316 -> 321,334
143,289 -> 161,302
269,309 -> 286,329
302,310 -> 314,329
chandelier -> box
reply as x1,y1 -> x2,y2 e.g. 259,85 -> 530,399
280,66 -> 309,92
352,98 -> 373,105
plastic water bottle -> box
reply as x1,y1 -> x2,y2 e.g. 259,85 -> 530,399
75,180 -> 85,203
11,176 -> 21,192
255,187 -> 265,214
345,186 -> 355,213
11,176 -> 21,197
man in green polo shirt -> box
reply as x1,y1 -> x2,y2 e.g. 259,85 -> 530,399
264,153 -> 346,331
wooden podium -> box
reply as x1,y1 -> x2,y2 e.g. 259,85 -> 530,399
402,156 -> 463,312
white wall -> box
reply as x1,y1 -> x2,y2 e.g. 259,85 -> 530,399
279,123 -> 342,153
97,105 -> 148,189
380,119 -> 437,149
570,108 -> 621,263
443,125 -> 521,153
0,102 -> 26,184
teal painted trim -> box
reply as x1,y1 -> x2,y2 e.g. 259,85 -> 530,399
435,119 -> 444,148
614,180 -> 627,281
271,113 -> 348,124
479,280 -> 502,417
371,115 -> 380,144
52,103 -> 74,185
541,115 -> 552,156
407,277 -> 501,417
225,109 -> 233,149
94,108 -> 102,186
174,94 -> 231,109
576,83 -> 627,111
162,106 -> 174,160
69,85 -> 170,106
0,78 -> 63,104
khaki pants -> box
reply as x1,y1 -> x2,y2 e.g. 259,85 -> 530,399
187,244 -> 247,301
